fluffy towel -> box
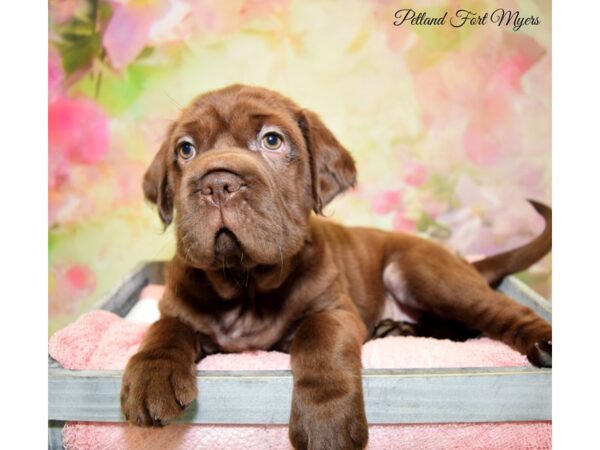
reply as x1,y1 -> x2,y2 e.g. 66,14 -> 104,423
49,286 -> 551,449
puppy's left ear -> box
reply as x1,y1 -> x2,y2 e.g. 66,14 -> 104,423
298,109 -> 357,214
143,125 -> 175,227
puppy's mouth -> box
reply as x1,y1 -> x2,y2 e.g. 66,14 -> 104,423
214,227 -> 244,265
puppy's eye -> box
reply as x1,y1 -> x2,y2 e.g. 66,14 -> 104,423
177,141 -> 196,160
261,132 -> 284,151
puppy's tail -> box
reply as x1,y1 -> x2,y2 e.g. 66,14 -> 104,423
472,200 -> 552,287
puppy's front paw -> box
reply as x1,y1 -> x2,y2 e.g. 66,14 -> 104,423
289,390 -> 368,450
527,340 -> 552,368
120,350 -> 197,427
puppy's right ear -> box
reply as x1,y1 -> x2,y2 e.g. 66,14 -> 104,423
143,126 -> 175,227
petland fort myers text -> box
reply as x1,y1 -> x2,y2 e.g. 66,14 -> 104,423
393,8 -> 541,31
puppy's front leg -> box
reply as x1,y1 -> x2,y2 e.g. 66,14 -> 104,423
289,309 -> 369,450
121,317 -> 199,426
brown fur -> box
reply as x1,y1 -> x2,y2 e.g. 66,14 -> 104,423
121,84 -> 552,449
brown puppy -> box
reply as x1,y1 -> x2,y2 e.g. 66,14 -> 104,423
121,84 -> 552,449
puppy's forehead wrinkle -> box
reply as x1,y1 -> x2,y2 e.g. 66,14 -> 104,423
233,100 -> 295,122
184,105 -> 225,128
208,104 -> 228,123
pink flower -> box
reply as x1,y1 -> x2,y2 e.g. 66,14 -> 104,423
393,213 -> 416,232
66,265 -> 96,290
48,97 -> 109,187
463,36 -> 544,166
49,0 -> 82,24
149,0 -> 193,44
103,0 -> 168,70
48,47 -> 64,102
49,263 -> 97,316
103,0 -> 195,68
48,155 -> 70,192
404,162 -> 428,186
496,34 -> 545,91
372,190 -> 401,215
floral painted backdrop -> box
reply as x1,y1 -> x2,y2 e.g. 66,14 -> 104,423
49,0 -> 551,335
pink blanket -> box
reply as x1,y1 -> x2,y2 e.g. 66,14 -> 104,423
49,286 -> 551,449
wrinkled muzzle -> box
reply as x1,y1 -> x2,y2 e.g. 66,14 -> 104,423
175,149 -> 304,270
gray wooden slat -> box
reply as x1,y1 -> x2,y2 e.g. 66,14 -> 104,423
48,367 -> 551,424
498,277 -> 552,324
93,261 -> 165,317
48,421 -> 65,450
93,265 -> 147,317
48,355 -> 61,370
143,260 -> 166,285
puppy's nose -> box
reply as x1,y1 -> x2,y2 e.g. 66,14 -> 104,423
200,170 -> 245,206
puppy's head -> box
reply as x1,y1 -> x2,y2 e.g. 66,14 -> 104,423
143,84 -> 356,270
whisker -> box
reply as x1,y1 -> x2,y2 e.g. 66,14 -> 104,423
278,242 -> 284,281
163,90 -> 185,112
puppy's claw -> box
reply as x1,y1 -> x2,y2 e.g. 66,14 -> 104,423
527,340 -> 552,367
153,417 -> 164,427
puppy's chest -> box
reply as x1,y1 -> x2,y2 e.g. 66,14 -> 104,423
208,307 -> 285,352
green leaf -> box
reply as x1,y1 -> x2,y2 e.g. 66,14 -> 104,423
56,32 -> 101,74
73,60 -> 156,115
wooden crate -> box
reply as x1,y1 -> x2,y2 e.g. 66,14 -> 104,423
48,261 -> 552,449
